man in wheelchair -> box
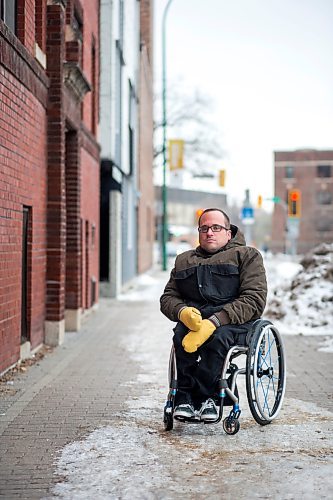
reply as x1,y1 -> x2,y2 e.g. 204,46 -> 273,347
160,208 -> 267,422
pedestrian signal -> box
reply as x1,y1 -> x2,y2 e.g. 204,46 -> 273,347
288,189 -> 301,217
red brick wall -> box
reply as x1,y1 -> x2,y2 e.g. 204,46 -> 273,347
46,0 -> 100,317
0,21 -> 48,373
137,1 -> 154,274
140,0 -> 153,66
17,0 -> 35,54
138,0 -> 154,273
137,45 -> 154,274
35,0 -> 47,52
46,3 -> 66,322
79,0 -> 100,308
0,0 -> 101,373
65,130 -> 81,310
80,141 -> 100,308
81,0 -> 99,135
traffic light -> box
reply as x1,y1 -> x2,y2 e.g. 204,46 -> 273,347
257,195 -> 263,208
196,209 -> 204,220
288,189 -> 301,217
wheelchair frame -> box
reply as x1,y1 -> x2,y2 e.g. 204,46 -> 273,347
163,319 -> 286,435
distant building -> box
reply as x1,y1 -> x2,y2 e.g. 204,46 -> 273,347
272,149 -> 333,254
155,186 -> 228,246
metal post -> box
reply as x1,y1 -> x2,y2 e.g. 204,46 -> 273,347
161,0 -> 174,271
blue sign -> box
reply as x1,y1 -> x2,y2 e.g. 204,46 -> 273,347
241,207 -> 254,219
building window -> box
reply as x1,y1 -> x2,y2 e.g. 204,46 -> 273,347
1,0 -> 16,33
35,0 -> 46,53
73,8 -> 83,42
91,37 -> 97,134
147,206 -> 152,242
285,166 -> 294,178
316,218 -> 332,232
74,7 -> 83,66
317,165 -> 331,178
91,223 -> 96,248
316,190 -> 332,205
128,80 -> 136,176
115,40 -> 123,167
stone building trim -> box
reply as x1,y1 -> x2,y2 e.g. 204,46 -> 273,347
48,0 -> 67,7
63,60 -> 91,101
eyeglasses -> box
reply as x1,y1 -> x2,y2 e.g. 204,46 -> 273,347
198,224 -> 230,233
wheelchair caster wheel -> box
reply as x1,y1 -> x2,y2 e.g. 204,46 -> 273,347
164,411 -> 174,431
223,417 -> 240,435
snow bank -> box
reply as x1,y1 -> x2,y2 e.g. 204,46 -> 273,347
265,243 -> 333,335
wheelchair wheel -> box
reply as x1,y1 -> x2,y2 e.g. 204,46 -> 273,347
246,321 -> 286,425
164,408 -> 174,431
223,417 -> 240,435
163,345 -> 176,431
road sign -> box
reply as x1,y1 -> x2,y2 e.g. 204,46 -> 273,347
242,207 -> 254,218
241,207 -> 254,225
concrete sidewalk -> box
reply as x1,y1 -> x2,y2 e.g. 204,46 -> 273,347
0,268 -> 332,498
0,296 -> 157,499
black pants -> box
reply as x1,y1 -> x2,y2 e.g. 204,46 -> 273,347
173,321 -> 254,408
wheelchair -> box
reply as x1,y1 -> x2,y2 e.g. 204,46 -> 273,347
163,319 -> 286,435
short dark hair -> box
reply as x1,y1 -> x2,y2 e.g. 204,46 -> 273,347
198,208 -> 230,229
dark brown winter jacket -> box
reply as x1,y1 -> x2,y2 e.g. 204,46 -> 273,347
160,225 -> 267,326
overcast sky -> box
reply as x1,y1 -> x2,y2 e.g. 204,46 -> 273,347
153,0 -> 333,207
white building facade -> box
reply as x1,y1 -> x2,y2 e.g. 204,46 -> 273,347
100,0 -> 141,296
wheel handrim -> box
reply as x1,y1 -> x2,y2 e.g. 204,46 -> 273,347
252,325 -> 286,421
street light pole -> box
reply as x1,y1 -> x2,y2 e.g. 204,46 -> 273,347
161,0 -> 174,271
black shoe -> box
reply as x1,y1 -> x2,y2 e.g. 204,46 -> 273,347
174,403 -> 196,420
199,398 -> 219,422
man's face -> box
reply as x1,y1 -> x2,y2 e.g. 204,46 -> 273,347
198,210 -> 232,253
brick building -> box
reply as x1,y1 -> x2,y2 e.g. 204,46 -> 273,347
271,149 -> 333,254
0,0 -> 100,374
137,0 -> 154,274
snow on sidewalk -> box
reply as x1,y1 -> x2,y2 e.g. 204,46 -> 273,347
48,253 -> 333,500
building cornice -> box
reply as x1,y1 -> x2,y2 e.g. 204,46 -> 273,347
63,61 -> 91,101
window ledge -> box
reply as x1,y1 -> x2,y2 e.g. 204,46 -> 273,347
35,42 -> 46,69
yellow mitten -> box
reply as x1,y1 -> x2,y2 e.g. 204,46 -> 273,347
182,320 -> 216,353
179,307 -> 202,331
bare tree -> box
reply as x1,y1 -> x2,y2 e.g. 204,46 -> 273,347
154,87 -> 224,177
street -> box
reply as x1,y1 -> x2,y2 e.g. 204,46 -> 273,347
0,259 -> 333,499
